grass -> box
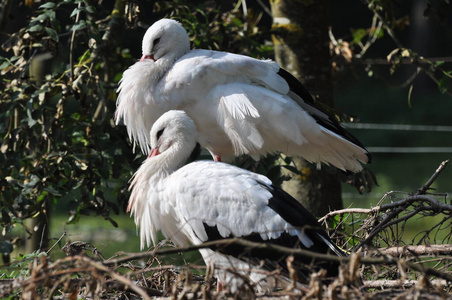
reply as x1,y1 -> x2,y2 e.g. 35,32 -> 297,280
49,212 -> 140,259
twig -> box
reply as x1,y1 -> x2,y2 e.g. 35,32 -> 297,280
321,160 -> 452,249
103,238 -> 452,283
46,231 -> 67,254
319,208 -> 377,222
377,244 -> 452,257
79,256 -> 152,300
355,194 -> 452,248
363,279 -> 447,288
69,1 -> 82,82
320,194 -> 452,223
22,255 -> 153,299
417,160 -> 450,195
361,56 -> 452,65
104,238 -> 356,266
362,0 -> 452,97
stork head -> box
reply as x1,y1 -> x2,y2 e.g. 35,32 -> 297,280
149,110 -> 198,161
141,19 -> 190,63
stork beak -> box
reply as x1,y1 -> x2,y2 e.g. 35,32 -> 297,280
148,147 -> 160,158
140,54 -> 156,62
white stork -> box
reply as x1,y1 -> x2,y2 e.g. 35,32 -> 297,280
116,18 -> 370,172
127,110 -> 345,292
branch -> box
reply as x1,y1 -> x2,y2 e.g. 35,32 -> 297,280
361,56 -> 452,65
363,279 -> 448,289
417,160 -> 449,195
104,238 -> 372,266
69,1 -> 82,82
377,244 -> 452,257
362,0 -> 452,97
319,208 -> 375,222
79,256 -> 153,300
103,238 -> 452,282
20,255 -> 154,300
319,194 -> 452,223
320,160 -> 452,248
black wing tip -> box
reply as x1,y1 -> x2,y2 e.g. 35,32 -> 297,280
365,150 -> 373,164
278,67 -> 370,156
189,143 -> 202,162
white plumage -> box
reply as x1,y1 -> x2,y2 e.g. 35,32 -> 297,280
116,18 -> 370,172
127,110 -> 344,292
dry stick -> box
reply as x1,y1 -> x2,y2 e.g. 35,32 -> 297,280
377,244 -> 452,257
350,160 -> 452,248
364,279 -> 448,289
102,238 -> 452,282
78,256 -> 152,300
319,208 -> 376,222
46,231 -> 67,254
417,160 -> 450,195
320,194 -> 452,224
24,255 -> 153,299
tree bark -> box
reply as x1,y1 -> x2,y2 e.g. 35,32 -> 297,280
270,0 -> 342,216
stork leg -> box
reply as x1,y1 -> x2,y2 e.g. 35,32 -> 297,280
213,155 -> 222,162
217,280 -> 226,291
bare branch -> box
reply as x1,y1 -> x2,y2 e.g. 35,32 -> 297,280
377,244 -> 452,257
102,239 -> 452,283
364,279 -> 448,289
417,160 -> 450,195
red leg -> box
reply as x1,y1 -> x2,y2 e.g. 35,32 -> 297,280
217,280 -> 226,291
214,155 -> 222,162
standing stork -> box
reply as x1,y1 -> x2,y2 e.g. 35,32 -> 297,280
127,110 -> 347,292
116,18 -> 370,172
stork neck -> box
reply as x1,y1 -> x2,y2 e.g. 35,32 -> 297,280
150,142 -> 193,178
153,57 -> 178,82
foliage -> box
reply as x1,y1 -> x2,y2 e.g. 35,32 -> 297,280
0,0 -> 274,250
0,1 -> 137,237
330,0 -> 452,98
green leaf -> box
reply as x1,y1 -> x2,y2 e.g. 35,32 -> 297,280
438,76 -> 450,94
352,28 -> 367,44
71,20 -> 87,32
45,27 -> 59,42
70,7 -> 81,18
85,6 -> 95,13
407,84 -> 414,108
45,9 -> 56,21
370,27 -> 384,39
39,2 -> 56,9
0,60 -> 11,70
27,24 -> 44,32
43,187 -> 62,196
34,13 -> 49,22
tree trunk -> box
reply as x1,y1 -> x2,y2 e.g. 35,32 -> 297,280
270,0 -> 342,216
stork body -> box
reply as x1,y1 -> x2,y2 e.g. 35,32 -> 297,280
128,110 -> 344,292
116,19 -> 370,172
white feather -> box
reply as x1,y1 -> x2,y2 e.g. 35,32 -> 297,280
116,19 -> 369,171
128,111 -> 340,292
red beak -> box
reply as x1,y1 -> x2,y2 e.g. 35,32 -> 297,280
148,148 -> 160,158
140,54 -> 156,62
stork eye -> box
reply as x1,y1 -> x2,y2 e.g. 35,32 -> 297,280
156,129 -> 164,140
153,37 -> 161,47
